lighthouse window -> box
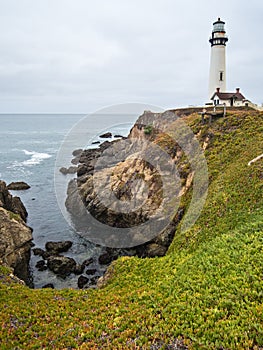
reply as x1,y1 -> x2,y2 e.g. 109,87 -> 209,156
213,23 -> 224,32
220,72 -> 224,81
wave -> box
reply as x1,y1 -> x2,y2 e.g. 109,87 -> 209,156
22,150 -> 52,166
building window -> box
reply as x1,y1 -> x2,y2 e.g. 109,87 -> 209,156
214,23 -> 225,32
214,99 -> 220,105
220,72 -> 224,81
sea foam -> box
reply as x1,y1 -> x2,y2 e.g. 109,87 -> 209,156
22,150 -> 52,166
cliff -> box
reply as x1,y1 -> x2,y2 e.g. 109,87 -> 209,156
0,181 -> 32,284
66,109 -> 203,255
0,108 -> 262,349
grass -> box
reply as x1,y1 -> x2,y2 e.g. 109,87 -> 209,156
7,211 -> 23,223
0,109 -> 262,349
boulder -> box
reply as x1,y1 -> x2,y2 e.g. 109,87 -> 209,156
86,268 -> 97,275
35,260 -> 47,271
72,149 -> 83,157
47,256 -> 77,278
74,264 -> 85,275
59,166 -> 78,175
78,275 -> 89,289
42,283 -> 54,289
145,243 -> 167,258
7,182 -> 30,191
71,158 -> 79,165
45,241 -> 73,254
82,257 -> 94,267
99,132 -> 112,138
98,252 -> 114,265
32,248 -> 51,260
77,164 -> 89,177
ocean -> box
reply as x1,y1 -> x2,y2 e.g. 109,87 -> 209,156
0,113 -> 136,288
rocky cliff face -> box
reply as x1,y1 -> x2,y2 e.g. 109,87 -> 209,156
0,181 -> 32,284
66,109 -> 200,258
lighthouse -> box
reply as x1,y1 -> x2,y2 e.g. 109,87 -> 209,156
208,18 -> 228,100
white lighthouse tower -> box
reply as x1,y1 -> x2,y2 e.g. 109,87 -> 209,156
208,18 -> 228,100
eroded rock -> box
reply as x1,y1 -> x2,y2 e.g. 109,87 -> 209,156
59,166 -> 78,175
99,132 -> 112,138
78,275 -> 89,289
0,181 -> 28,222
74,264 -> 85,275
7,182 -> 30,191
32,248 -> 51,260
0,207 -> 32,284
45,241 -> 73,254
47,256 -> 77,278
36,260 -> 47,271
98,252 -> 114,265
72,149 -> 83,157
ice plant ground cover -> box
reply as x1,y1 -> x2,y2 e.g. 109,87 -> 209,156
0,109 -> 262,349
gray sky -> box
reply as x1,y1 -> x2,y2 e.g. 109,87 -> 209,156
0,0 -> 262,113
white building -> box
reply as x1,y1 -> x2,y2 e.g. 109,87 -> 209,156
211,87 -> 251,107
207,18 -> 262,110
208,18 -> 228,100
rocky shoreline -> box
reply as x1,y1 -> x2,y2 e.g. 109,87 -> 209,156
0,180 -> 33,285
65,141 -> 181,257
0,110 -> 197,290
63,110 -> 194,283
32,240 -> 135,289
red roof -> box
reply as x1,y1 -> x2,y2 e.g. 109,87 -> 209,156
211,91 -> 246,101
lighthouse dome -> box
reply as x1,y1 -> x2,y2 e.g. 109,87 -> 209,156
212,18 -> 226,33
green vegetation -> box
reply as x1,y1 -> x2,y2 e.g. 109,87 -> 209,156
8,211 -> 22,222
144,124 -> 153,135
0,110 -> 262,349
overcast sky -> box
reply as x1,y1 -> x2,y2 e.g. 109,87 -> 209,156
0,0 -> 262,113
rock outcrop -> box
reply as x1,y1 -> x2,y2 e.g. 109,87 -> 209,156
99,132 -> 112,138
45,240 -> 73,254
7,181 -> 31,191
0,180 -> 28,221
47,256 -> 77,278
59,166 -> 78,175
66,110 -> 197,265
33,240 -> 76,278
33,240 -> 109,288
0,181 -> 32,284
